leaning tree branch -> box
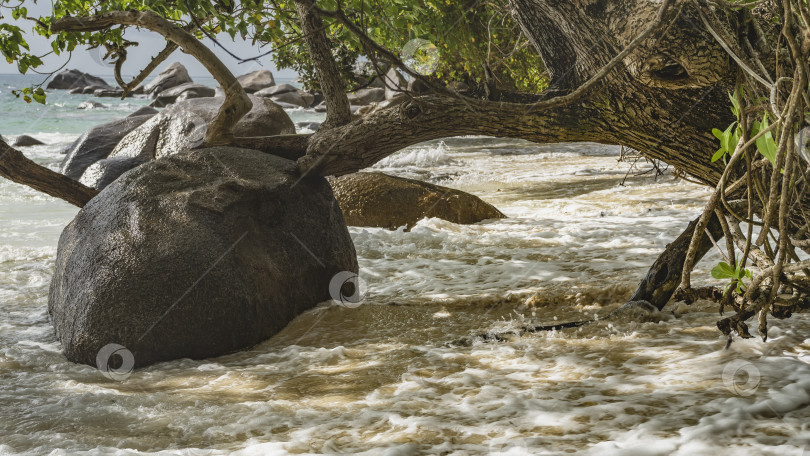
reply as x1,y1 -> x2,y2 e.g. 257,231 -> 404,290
292,0 -> 352,128
51,10 -> 252,145
296,94 -> 597,176
0,140 -> 98,207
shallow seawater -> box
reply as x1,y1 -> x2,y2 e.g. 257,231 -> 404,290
1,75 -> 810,455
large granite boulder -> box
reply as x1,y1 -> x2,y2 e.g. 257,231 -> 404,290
128,106 -> 160,117
270,91 -> 315,108
347,88 -> 385,106
46,69 -> 111,90
150,83 -> 215,107
330,172 -> 506,229
143,62 -> 193,96
87,96 -> 295,189
60,114 -> 157,180
237,70 -> 275,93
254,84 -> 297,97
49,147 -> 358,368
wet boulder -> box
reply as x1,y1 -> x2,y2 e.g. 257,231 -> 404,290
79,156 -> 150,190
150,83 -> 215,107
12,135 -> 45,147
49,147 -> 358,368
60,114 -> 157,180
143,62 -> 193,96
46,69 -> 111,90
236,70 -> 275,93
330,172 -> 506,229
93,96 -> 295,188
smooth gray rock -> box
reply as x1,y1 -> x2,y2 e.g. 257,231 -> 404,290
408,78 -> 431,94
143,62 -> 193,96
60,114 -> 157,180
236,70 -> 275,93
150,83 -> 215,107
99,96 -> 295,187
254,84 -> 297,97
77,101 -> 106,110
46,69 -> 111,90
13,135 -> 45,147
347,88 -> 385,106
49,147 -> 358,368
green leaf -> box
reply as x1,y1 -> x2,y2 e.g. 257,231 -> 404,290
712,262 -> 736,279
755,115 -> 777,165
711,148 -> 726,163
32,88 -> 46,104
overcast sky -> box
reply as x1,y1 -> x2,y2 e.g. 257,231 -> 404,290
0,1 -> 298,80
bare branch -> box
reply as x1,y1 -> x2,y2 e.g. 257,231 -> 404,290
0,140 -> 98,207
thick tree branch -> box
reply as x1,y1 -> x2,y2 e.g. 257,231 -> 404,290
0,140 -> 98,207
297,94 -> 597,176
51,10 -> 251,144
293,0 -> 352,128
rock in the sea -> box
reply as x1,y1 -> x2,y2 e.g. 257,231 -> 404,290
330,172 -> 506,229
49,147 -> 358,368
12,135 -> 45,147
237,70 -> 275,93
46,69 -> 111,90
296,121 -> 321,132
254,83 -> 298,97
150,83 -> 215,107
94,89 -> 133,98
347,88 -> 385,105
81,85 -> 108,94
60,114 -> 157,180
270,90 -> 315,108
77,101 -> 106,110
93,96 -> 295,188
143,62 -> 193,96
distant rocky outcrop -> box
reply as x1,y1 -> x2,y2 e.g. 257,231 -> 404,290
150,83 -> 215,107
94,89 -> 133,98
12,135 -> 45,147
60,113 -> 157,180
143,62 -> 193,96
84,95 -> 295,189
237,70 -> 275,93
49,147 -> 357,368
330,172 -> 506,229
46,69 -> 111,90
